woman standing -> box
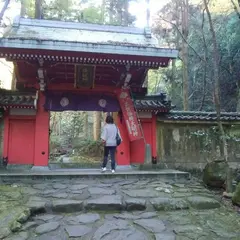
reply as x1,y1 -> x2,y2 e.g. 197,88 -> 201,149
101,115 -> 121,173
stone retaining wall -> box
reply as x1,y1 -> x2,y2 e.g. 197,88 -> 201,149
157,121 -> 240,171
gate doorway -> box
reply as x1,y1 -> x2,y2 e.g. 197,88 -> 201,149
49,111 -> 106,167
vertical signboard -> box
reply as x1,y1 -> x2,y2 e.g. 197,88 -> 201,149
117,88 -> 142,141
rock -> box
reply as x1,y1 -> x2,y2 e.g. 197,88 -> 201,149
85,195 -> 123,211
35,222 -> 60,234
88,187 -> 116,195
51,199 -> 83,213
203,160 -> 228,188
52,183 -> 67,189
232,182 -> 240,205
155,233 -> 176,240
10,221 -> 22,232
0,207 -> 31,238
139,212 -> 158,219
33,184 -> 49,190
5,231 -> 29,240
77,213 -> 100,223
92,220 -> 148,240
65,225 -> 92,237
26,197 -> 47,213
118,180 -> 136,186
125,198 -> 146,211
173,225 -> 204,239
174,183 -> 185,188
3,191 -> 22,200
187,196 -> 220,209
222,191 -> 233,199
150,198 -> 189,211
21,221 -> 38,231
52,193 -> 69,199
134,219 -> 166,233
34,214 -> 63,222
96,229 -> 148,240
70,185 -> 88,191
95,184 -> 113,188
123,189 -> 159,198
65,213 -> 100,225
0,227 -> 11,239
21,187 -> 38,195
112,211 -> 158,221
113,213 -> 139,220
155,187 -> 172,194
42,189 -> 58,195
172,192 -> 192,198
26,201 -> 47,213
16,208 -> 31,223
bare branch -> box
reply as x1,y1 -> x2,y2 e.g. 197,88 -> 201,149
0,59 -> 13,74
230,0 -> 240,19
158,15 -> 206,63
0,0 -> 10,22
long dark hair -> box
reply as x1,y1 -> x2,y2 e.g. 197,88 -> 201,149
106,115 -> 114,124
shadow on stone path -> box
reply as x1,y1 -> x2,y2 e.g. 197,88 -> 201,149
1,178 -> 240,240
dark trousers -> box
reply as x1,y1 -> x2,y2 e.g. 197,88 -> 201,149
102,146 -> 116,170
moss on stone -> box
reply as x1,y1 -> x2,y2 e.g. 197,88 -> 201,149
232,182 -> 240,205
203,160 -> 228,188
9,221 -> 22,232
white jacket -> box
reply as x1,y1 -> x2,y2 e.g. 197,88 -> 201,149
101,124 -> 122,146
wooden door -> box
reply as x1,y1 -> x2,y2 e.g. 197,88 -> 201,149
8,119 -> 35,164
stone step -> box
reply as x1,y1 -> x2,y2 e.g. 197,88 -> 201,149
0,168 -> 191,182
26,195 -> 221,214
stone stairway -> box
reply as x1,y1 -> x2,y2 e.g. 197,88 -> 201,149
1,178 -> 240,239
0,167 -> 191,182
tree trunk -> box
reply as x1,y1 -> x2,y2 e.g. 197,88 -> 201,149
203,0 -> 232,192
123,0 -> 129,26
83,112 -> 89,139
236,81 -> 240,111
35,0 -> 42,19
170,59 -> 178,105
20,0 -> 26,17
101,0 -> 106,23
198,10 -> 208,111
181,0 -> 189,111
230,0 -> 240,18
0,0 -> 10,21
93,111 -> 101,141
109,0 -> 113,23
11,70 -> 16,90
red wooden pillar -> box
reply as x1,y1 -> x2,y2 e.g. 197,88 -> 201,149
3,110 -> 9,158
151,114 -> 157,158
116,114 -> 130,165
34,92 -> 49,166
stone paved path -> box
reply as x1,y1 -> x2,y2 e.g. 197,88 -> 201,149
1,178 -> 240,239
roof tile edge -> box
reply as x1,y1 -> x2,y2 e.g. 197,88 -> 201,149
18,17 -> 147,35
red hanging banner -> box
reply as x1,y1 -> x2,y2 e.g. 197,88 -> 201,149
117,88 -> 143,142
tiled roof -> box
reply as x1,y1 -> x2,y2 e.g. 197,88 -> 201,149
135,100 -> 170,113
0,18 -> 178,60
0,90 -> 37,109
134,93 -> 172,113
158,111 -> 240,121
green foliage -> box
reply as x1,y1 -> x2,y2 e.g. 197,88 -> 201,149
151,1 -> 240,111
72,138 -> 104,157
21,0 -> 136,26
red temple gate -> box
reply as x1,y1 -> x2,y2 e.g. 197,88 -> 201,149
0,17 -> 177,167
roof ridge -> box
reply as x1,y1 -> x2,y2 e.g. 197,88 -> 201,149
17,18 -> 148,36
170,110 -> 240,115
